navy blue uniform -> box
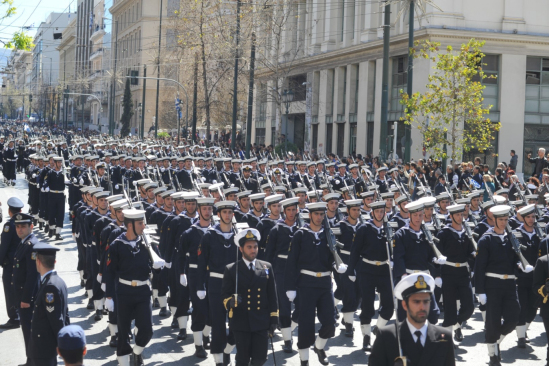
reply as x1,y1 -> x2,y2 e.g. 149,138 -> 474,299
515,225 -> 540,326
255,217 -> 278,260
335,219 -> 361,314
45,168 -> 66,233
0,216 -> 19,323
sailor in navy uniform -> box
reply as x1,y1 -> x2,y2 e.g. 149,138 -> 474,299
145,187 -> 167,222
369,273 -> 455,366
29,241 -> 69,366
285,202 -> 348,366
475,205 -> 533,366
222,228 -> 278,366
196,200 -> 240,366
435,204 -> 476,344
330,164 -> 350,192
265,197 -> 301,352
375,166 -> 391,194
45,156 -> 68,240
256,194 -> 283,260
12,213 -> 40,366
0,197 -> 24,329
104,209 -> 165,366
513,204 -> 541,348
390,195 -> 410,229
4,139 -> 16,185
346,200 -> 394,351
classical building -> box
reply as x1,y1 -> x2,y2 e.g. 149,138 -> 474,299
251,0 -> 549,174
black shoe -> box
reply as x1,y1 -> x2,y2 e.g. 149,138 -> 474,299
177,329 -> 187,340
109,335 -> 118,347
518,337 -> 527,348
363,335 -> 371,351
158,307 -> 171,317
372,325 -> 379,336
103,308 -> 108,315
55,234 -> 62,241
223,352 -> 231,366
0,320 -> 20,329
497,344 -> 501,361
171,318 -> 178,328
301,361 -> 309,366
48,229 -> 54,238
39,222 -> 43,230
314,346 -> 329,365
80,279 -> 85,287
153,298 -> 159,308
133,352 -> 144,366
86,299 -> 94,310
44,224 -> 49,233
454,328 -> 464,342
344,323 -> 354,337
194,345 -> 208,358
489,355 -> 501,366
203,335 -> 211,350
282,340 -> 293,353
94,309 -> 103,321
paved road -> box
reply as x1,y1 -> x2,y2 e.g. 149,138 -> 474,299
0,174 -> 547,365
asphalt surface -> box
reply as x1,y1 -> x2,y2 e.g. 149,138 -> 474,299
0,173 -> 548,365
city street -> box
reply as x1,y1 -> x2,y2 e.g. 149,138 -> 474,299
0,174 -> 547,365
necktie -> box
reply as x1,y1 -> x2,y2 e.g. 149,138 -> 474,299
249,263 -> 254,272
415,330 -> 423,347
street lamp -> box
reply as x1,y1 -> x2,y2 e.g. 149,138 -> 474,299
282,89 -> 294,153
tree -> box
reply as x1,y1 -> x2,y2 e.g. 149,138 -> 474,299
400,39 -> 501,162
120,79 -> 134,137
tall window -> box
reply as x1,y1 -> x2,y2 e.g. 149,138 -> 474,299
525,57 -> 549,122
390,56 -> 407,113
342,67 -> 347,115
312,124 -> 318,153
340,1 -> 345,42
337,123 -> 345,157
366,122 -> 374,156
349,123 -> 357,155
326,124 -> 333,154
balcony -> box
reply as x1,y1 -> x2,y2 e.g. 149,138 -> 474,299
88,69 -> 104,80
90,24 -> 106,41
89,47 -> 104,61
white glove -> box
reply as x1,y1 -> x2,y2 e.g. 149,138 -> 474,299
75,232 -> 80,238
153,258 -> 165,269
165,262 -> 172,269
390,261 -> 394,269
79,178 -> 84,185
41,187 -> 45,192
434,256 -> 447,265
96,274 -> 102,283
197,290 -> 206,300
105,298 -> 114,312
72,178 -> 77,183
45,187 -> 50,192
471,272 -> 474,278
286,290 -> 296,302
133,181 -> 138,186
32,173 -> 36,178
335,180 -> 340,184
160,167 -> 165,172
435,277 -> 443,288
336,263 -> 348,274
72,233 -> 76,240
348,275 -> 356,282
212,180 -> 217,184
519,263 -> 534,273
101,283 -> 106,292
180,274 -> 188,287
115,184 -> 119,190
478,293 -> 487,305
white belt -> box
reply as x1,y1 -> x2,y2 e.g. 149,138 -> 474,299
91,241 -> 96,246
119,278 -> 150,287
189,264 -> 197,268
340,250 -> 350,255
406,269 -> 430,274
363,258 -> 390,266
96,260 -> 100,265
486,272 -> 516,280
6,158 -> 16,161
277,254 -> 288,259
210,272 -> 224,279
29,182 -> 37,185
186,253 -> 190,257
50,190 -> 64,194
444,261 -> 469,268
300,269 -> 331,277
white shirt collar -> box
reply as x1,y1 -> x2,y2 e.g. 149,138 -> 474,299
242,258 -> 256,270
406,318 -> 428,347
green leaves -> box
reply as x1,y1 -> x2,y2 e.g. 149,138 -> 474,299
400,39 -> 499,162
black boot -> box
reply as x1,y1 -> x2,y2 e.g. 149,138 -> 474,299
177,329 -> 187,340
171,318 -> 178,329
153,298 -> 159,308
44,224 -> 49,233
314,346 -> 329,365
158,307 -> 171,317
344,323 -> 354,337
223,352 -> 231,366
489,355 -> 501,366
193,345 -> 207,358
86,299 -> 94,310
94,309 -> 103,321
300,361 -> 309,366
363,335 -> 371,351
282,340 -> 293,353
497,344 -> 501,361
48,229 -> 54,238
103,307 -> 108,315
109,334 -> 118,347
133,352 -> 144,366
203,335 -> 211,350
80,279 -> 85,287
39,222 -> 43,230
55,234 -> 62,241
518,337 -> 527,348
454,328 -> 464,342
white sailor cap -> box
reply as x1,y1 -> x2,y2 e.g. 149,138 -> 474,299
348,164 -> 359,170
260,183 -> 272,190
405,201 -> 424,213
250,193 -> 266,202
517,204 -> 536,217
136,179 -> 152,186
306,202 -> 327,212
381,192 -> 395,200
231,159 -> 242,164
323,193 -> 340,202
224,187 -> 240,196
144,183 -> 158,191
234,228 -> 261,247
280,197 -> 299,208
370,201 -> 387,210
265,194 -> 284,205
360,191 -> 376,198
417,197 -> 437,208
447,204 -> 466,214
376,166 -> 388,172
395,273 -> 435,300
215,201 -> 238,210
525,194 -> 538,201
395,195 -> 409,205
307,190 -> 318,198
258,159 -> 268,165
160,190 -> 176,198
153,187 -> 168,195
89,187 -> 105,195
236,190 -> 252,199
481,200 -> 495,211
182,192 -> 200,201
171,192 -> 186,200
455,198 -> 471,205
294,187 -> 308,195
53,157 -> 63,162
197,197 -> 215,206
495,188 -> 509,195
344,199 -> 362,208
493,195 -> 506,205
274,185 -> 287,192
122,209 -> 146,220
436,192 -> 450,202
490,205 -> 511,218
106,194 -> 124,203
198,183 -> 211,189
111,199 -> 129,210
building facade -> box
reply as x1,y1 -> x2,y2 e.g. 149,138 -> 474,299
251,0 -> 549,174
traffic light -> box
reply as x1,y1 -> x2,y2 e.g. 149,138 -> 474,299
29,94 -> 32,102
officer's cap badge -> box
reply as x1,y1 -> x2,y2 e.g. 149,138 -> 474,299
245,230 -> 254,239
415,276 -> 427,290
16,214 -> 22,220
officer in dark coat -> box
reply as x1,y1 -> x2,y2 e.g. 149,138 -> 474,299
222,228 -> 278,366
533,252 -> 549,363
29,241 -> 70,366
45,156 -> 68,240
0,197 -> 24,329
369,273 -> 455,366
241,165 -> 259,194
4,140 -> 17,185
12,213 -> 40,365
